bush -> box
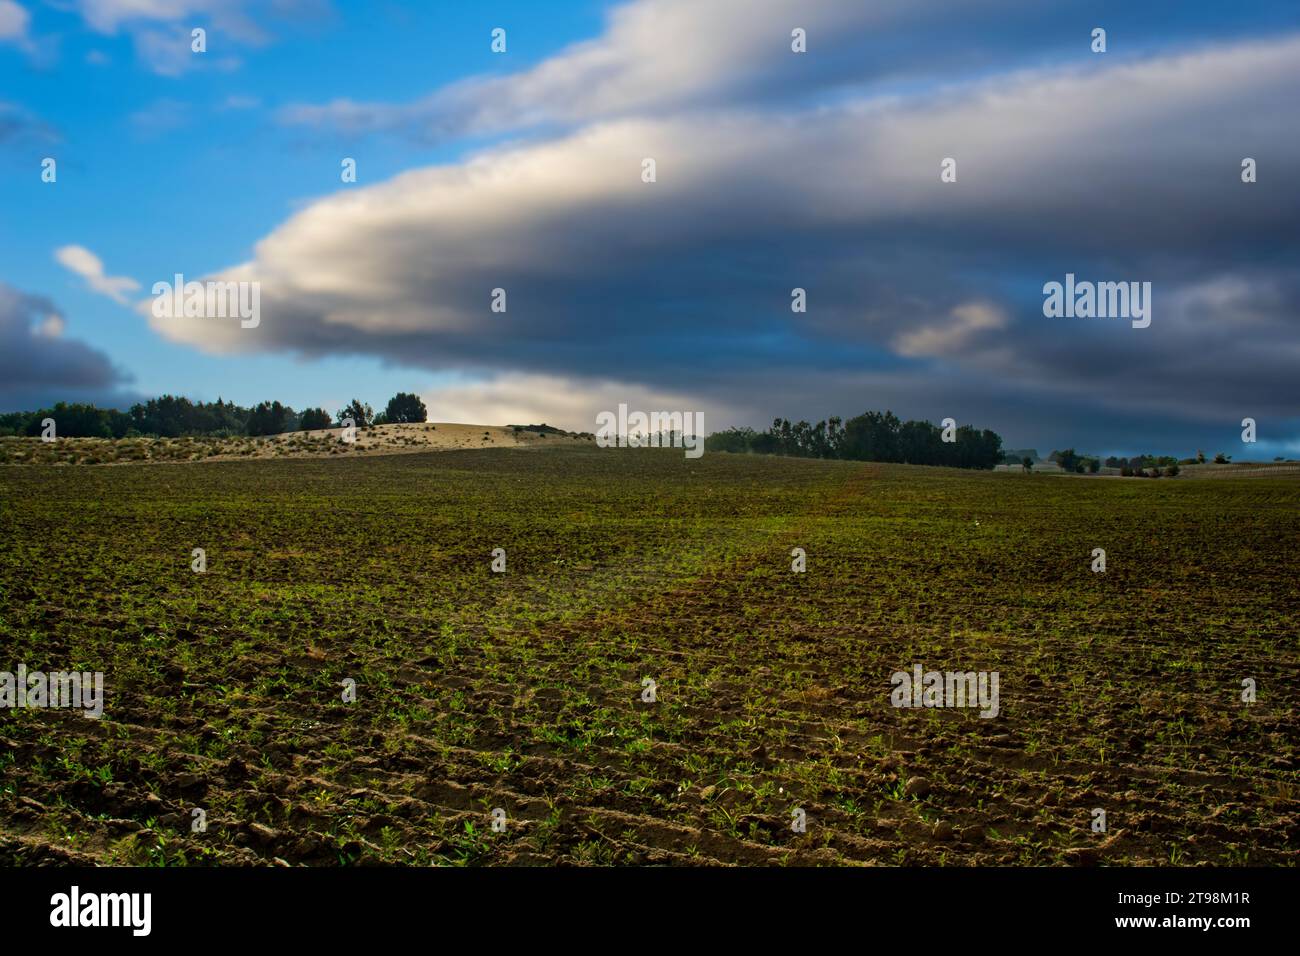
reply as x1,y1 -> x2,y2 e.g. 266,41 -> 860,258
1166,464 -> 1180,477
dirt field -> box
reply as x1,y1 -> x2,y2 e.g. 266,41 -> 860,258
0,447 -> 1296,866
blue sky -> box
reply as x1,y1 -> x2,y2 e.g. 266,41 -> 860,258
2,0 -> 1298,458
1,1 -> 607,414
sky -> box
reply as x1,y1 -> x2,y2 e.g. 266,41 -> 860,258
1,0 -> 1298,458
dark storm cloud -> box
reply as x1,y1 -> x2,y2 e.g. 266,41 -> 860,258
0,284 -> 138,411
145,1 -> 1300,455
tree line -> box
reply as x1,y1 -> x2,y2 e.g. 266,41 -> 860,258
0,392 -> 429,439
705,411 -> 1004,469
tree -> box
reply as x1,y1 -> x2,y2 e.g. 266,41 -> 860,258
1196,450 -> 1206,464
1213,452 -> 1231,464
22,402 -> 112,438
246,400 -> 292,436
1050,448 -> 1083,473
384,392 -> 427,423
1022,456 -> 1033,473
336,399 -> 373,428
1166,463 -> 1180,477
704,427 -> 757,454
299,407 -> 331,431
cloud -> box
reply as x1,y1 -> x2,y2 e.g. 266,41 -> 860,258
56,245 -> 141,304
71,0 -> 263,38
420,372 -> 741,434
279,0 -> 1020,141
66,0 -> 325,74
139,3 -> 1300,452
0,283 -> 136,410
277,0 -> 1300,145
895,302 -> 1009,358
0,1 -> 29,45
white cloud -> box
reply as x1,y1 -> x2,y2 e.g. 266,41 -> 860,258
69,0 -> 270,73
279,0 -> 962,140
420,372 -> 740,434
36,312 -> 64,338
56,245 -> 141,304
72,0 -> 262,37
0,0 -> 30,46
895,302 -> 1009,358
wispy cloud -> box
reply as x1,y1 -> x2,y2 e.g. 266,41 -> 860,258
56,245 -> 141,304
65,0 -> 321,74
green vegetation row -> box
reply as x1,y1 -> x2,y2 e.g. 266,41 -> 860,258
0,392 -> 431,440
705,411 -> 1003,470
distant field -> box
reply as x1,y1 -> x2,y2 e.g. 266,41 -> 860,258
1,447 -> 1296,866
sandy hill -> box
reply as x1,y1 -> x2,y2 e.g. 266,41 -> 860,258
0,423 -> 593,465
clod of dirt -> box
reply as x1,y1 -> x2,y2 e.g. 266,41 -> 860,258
904,777 -> 931,798
246,822 -> 280,847
174,773 -> 207,796
104,818 -> 145,834
932,821 -> 955,841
